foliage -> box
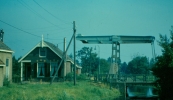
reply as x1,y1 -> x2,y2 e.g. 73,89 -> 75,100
126,56 -> 149,74
149,58 -> 155,68
12,56 -> 20,81
0,81 -> 120,100
152,26 -> 173,99
66,72 -> 87,81
120,62 -> 128,74
76,47 -> 99,74
65,72 -> 73,81
3,77 -> 10,87
77,47 -> 111,75
77,74 -> 87,80
100,58 -> 110,74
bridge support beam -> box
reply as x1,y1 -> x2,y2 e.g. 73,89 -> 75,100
151,41 -> 156,62
109,42 -> 120,75
76,35 -> 155,77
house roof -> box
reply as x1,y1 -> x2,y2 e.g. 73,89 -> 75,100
44,41 -> 82,68
0,41 -> 13,53
0,59 -> 5,66
18,40 -> 82,69
44,41 -> 72,61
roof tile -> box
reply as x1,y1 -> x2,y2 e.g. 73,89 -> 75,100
0,41 -> 12,51
44,41 -> 72,61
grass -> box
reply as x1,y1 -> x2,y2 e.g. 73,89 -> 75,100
0,81 -> 120,100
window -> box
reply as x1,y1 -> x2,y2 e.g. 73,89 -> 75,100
50,62 -> 58,77
37,62 -> 45,77
39,47 -> 46,57
6,59 -> 9,66
6,59 -> 9,78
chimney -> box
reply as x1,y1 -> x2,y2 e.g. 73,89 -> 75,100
0,29 -> 4,42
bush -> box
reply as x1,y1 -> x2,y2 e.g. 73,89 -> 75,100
12,74 -> 21,83
3,77 -> 10,87
65,72 -> 73,81
66,73 -> 87,81
77,74 -> 87,80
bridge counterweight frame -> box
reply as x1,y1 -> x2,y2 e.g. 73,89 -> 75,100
76,35 -> 156,74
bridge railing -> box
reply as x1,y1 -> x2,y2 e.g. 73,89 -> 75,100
94,74 -> 156,83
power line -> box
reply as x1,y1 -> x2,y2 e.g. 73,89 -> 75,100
0,19 -> 65,40
33,0 -> 70,24
0,19 -> 41,38
17,0 -> 63,29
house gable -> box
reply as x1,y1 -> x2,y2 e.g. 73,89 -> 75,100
22,47 -> 61,62
18,41 -> 64,62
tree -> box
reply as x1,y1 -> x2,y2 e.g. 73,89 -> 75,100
120,62 -> 127,74
149,58 -> 155,68
152,26 -> 173,99
126,56 -> 149,74
12,56 -> 20,76
12,56 -> 21,82
76,47 -> 111,74
77,47 -> 98,74
100,58 -> 110,74
69,53 -> 80,65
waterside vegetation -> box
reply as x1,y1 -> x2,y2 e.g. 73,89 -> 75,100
0,81 -> 120,100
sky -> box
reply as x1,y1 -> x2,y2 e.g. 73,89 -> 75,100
0,0 -> 173,63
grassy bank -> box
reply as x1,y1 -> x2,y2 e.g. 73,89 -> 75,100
0,81 -> 120,100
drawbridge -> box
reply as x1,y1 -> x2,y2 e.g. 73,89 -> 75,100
76,35 -> 155,74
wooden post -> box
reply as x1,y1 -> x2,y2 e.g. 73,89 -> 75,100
64,37 -> 66,81
124,82 -> 126,100
50,22 -> 76,85
73,21 -> 76,86
21,62 -> 23,81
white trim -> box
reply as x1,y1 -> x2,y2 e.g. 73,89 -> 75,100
21,60 -> 31,62
39,47 -> 47,57
18,41 -> 60,62
21,62 -> 23,81
37,62 -> 45,77
0,64 -> 5,66
66,60 -> 82,69
50,62 -> 58,77
18,41 -> 47,62
0,49 -> 13,53
17,41 -> 81,69
18,42 -> 40,62
46,44 -> 62,59
5,58 -> 9,78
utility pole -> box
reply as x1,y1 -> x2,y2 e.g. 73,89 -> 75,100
73,21 -> 76,86
95,45 -> 100,81
50,22 -> 76,85
64,37 -> 66,81
98,46 -> 100,80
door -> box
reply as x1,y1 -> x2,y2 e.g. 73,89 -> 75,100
24,63 -> 31,80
